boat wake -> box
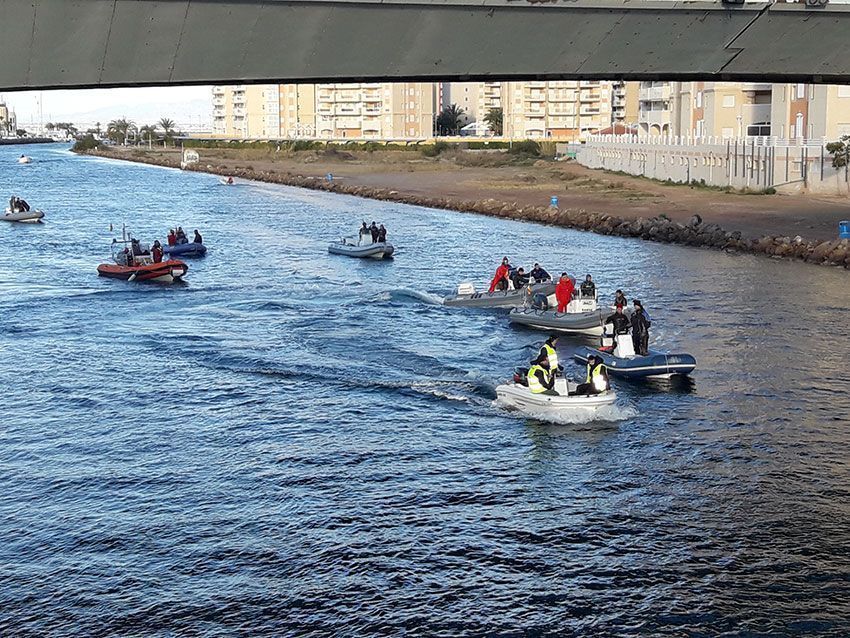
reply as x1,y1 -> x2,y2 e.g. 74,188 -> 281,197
384,288 -> 446,306
493,399 -> 638,425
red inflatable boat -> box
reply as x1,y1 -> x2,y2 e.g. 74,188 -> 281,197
97,259 -> 188,283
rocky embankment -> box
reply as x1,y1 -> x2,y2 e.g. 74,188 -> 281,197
81,148 -> 850,270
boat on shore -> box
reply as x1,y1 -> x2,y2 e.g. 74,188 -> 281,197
164,242 -> 207,257
2,208 -> 44,223
574,334 -> 696,379
444,280 -> 556,308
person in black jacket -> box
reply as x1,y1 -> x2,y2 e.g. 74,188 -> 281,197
580,274 -> 596,298
377,224 -> 387,242
529,263 -> 550,283
605,305 -> 631,335
631,300 -> 651,356
511,267 -> 530,290
370,221 -> 379,242
613,289 -> 628,309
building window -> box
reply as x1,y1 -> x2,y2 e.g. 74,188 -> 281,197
695,91 -> 703,108
796,84 -> 806,100
795,112 -> 804,138
839,86 -> 850,99
722,95 -> 735,108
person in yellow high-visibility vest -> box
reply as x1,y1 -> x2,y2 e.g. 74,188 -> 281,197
573,355 -> 610,396
527,356 -> 557,395
536,336 -> 563,377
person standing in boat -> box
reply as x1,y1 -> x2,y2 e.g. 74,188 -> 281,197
152,240 -> 164,263
555,273 -> 574,313
580,274 -> 596,298
167,229 -> 177,246
537,336 -> 563,377
631,300 -> 651,356
604,305 -> 631,335
193,229 -> 203,244
176,227 -> 188,244
573,355 -> 609,396
369,221 -> 379,242
613,289 -> 628,309
527,355 -> 557,396
488,257 -> 511,293
377,224 -> 387,243
511,267 -> 530,290
529,263 -> 550,283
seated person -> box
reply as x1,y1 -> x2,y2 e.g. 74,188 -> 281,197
193,230 -> 203,244
527,356 -> 557,396
529,263 -> 550,283
511,267 -> 530,290
572,355 -> 609,396
580,274 -> 596,298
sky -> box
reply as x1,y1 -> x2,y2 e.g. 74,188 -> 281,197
1,86 -> 213,127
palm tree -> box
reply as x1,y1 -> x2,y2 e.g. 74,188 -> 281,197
158,117 -> 175,146
484,107 -> 503,136
106,118 -> 135,145
139,124 -> 158,146
435,104 -> 466,136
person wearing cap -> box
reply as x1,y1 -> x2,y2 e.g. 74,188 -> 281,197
488,257 -> 512,293
537,336 -> 563,376
529,263 -> 551,283
580,274 -> 596,298
555,272 -> 575,313
573,355 -> 609,395
631,299 -> 652,356
527,355 -> 557,395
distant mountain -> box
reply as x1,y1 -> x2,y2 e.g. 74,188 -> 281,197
59,98 -> 212,129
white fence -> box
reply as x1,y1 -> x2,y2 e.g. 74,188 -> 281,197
577,136 -> 850,195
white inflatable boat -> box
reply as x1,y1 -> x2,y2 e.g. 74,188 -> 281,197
496,377 -> 616,414
2,208 -> 44,223
328,235 -> 394,259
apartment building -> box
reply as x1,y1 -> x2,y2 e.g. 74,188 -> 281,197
0,101 -> 16,137
771,83 -> 850,140
212,85 -> 274,138
214,83 -> 436,139
612,82 -> 639,126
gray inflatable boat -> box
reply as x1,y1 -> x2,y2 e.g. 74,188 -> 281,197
509,306 -> 607,335
2,208 -> 44,223
328,236 -> 394,259
444,281 -> 556,308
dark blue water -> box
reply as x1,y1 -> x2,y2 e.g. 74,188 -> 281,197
2,143 -> 850,636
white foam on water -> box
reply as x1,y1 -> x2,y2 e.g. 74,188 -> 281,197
493,399 -> 638,425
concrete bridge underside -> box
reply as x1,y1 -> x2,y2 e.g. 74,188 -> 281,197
2,0 -> 849,90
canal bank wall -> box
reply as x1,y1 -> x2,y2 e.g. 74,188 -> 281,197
78,148 -> 850,271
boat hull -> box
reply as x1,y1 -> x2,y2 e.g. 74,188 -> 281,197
496,383 -> 616,412
328,241 -> 394,259
164,242 -> 207,257
97,259 -> 188,283
509,307 -> 606,335
445,281 -> 556,308
2,210 -> 44,223
574,346 -> 696,379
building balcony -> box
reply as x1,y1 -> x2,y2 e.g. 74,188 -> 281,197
362,93 -> 382,103
741,82 -> 772,93
212,98 -> 225,107
580,106 -> 600,115
233,108 -> 246,117
580,92 -> 600,103
638,85 -> 672,102
638,109 -> 672,127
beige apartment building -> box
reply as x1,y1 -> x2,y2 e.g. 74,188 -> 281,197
770,83 -> 850,140
0,101 -> 17,137
214,83 -> 436,140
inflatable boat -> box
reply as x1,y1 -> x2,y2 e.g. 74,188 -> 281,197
496,376 -> 616,414
164,242 -> 207,257
508,294 -> 614,335
444,280 -> 556,308
574,333 -> 696,379
328,236 -> 394,259
17,156 -> 32,164
97,259 -> 188,283
2,208 -> 44,223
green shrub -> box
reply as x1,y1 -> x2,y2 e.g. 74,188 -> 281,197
508,140 -> 541,156
72,134 -> 102,152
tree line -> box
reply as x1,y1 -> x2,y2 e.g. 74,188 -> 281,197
435,105 -> 502,136
73,117 -> 182,146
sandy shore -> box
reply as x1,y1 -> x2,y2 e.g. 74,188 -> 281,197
80,146 -> 850,269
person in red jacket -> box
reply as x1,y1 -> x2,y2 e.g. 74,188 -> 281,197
488,257 -> 511,293
167,229 -> 177,247
555,273 -> 575,313
152,240 -> 164,263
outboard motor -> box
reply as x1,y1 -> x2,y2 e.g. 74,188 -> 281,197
513,367 -> 529,386
600,326 -> 615,351
531,292 -> 549,311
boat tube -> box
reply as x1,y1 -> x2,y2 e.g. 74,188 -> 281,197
574,333 -> 696,379
444,280 -> 556,308
328,235 -> 394,259
164,242 -> 207,257
496,376 -> 617,414
2,208 -> 44,223
508,294 -> 614,335
97,259 -> 188,283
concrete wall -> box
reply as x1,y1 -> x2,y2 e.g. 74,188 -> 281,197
577,136 -> 850,195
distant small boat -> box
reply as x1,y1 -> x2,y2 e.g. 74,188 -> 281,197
2,208 -> 44,223
17,156 -> 32,164
328,230 -> 394,260
219,177 -> 235,186
164,242 -> 207,258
